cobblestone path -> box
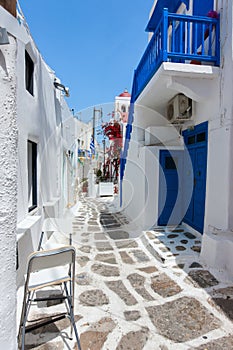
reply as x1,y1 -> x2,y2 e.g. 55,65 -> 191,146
21,196 -> 233,350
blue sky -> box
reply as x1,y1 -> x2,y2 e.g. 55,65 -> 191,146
19,0 -> 153,117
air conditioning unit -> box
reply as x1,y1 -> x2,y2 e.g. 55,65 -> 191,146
167,94 -> 192,123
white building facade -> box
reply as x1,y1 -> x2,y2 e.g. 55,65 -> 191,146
121,0 -> 233,277
0,2 -> 82,347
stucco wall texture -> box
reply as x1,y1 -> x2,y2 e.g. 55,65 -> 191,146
0,34 -> 17,350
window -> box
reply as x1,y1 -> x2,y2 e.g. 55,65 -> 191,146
25,51 -> 34,95
187,135 -> 195,145
121,105 -> 126,113
197,132 -> 206,143
165,156 -> 177,169
28,141 -> 37,212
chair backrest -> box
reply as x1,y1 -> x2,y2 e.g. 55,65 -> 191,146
27,246 -> 76,273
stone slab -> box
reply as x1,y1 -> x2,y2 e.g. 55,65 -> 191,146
147,297 -> 220,342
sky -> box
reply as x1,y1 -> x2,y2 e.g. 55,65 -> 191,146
18,0 -> 154,120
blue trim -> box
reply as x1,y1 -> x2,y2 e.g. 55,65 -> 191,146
193,0 -> 213,17
158,150 -> 183,226
192,0 -> 214,52
183,121 -> 208,234
146,0 -> 190,32
133,11 -> 220,102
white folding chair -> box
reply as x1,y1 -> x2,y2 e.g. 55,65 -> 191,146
18,246 -> 81,350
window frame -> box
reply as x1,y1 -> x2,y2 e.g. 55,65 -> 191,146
25,50 -> 34,96
27,140 -> 37,212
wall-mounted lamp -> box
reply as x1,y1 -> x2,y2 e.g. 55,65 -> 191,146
0,28 -> 9,45
54,80 -> 70,97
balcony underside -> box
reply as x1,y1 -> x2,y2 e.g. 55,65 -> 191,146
136,62 -> 219,115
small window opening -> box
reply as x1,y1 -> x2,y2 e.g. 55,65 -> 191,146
25,51 -> 34,95
187,135 -> 196,145
165,156 -> 177,169
28,140 -> 37,212
121,105 -> 126,113
197,132 -> 206,143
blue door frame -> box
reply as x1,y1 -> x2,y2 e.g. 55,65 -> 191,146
158,150 -> 183,226
183,121 -> 208,233
158,122 -> 208,232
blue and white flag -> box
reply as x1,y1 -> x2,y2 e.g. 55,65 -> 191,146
90,136 -> 95,155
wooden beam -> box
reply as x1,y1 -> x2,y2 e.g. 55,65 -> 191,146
0,0 -> 16,17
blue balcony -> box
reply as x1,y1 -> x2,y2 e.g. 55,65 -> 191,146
131,9 -> 220,103
120,8 -> 220,205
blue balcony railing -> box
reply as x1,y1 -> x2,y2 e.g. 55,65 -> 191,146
120,9 -> 220,205
132,9 -> 220,103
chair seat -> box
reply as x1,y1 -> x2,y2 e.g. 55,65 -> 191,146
27,266 -> 71,291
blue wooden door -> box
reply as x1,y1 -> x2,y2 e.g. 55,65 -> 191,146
193,0 -> 214,16
158,150 -> 183,226
183,122 -> 208,233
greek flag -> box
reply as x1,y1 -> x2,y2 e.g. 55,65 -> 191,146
90,136 -> 95,155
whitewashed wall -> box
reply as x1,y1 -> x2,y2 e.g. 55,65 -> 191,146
16,33 -> 77,286
200,0 -> 233,276
0,5 -> 81,348
122,104 -> 168,228
0,33 -> 17,350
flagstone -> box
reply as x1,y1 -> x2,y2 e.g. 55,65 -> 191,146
76,255 -> 90,267
95,253 -> 117,264
116,327 -> 149,350
124,310 -> 141,321
91,263 -> 120,277
138,266 -> 158,274
79,290 -> 109,306
147,297 -> 220,342
151,273 -> 182,297
115,240 -> 138,249
119,251 -> 135,264
105,280 -> 138,305
187,270 -> 219,288
127,273 -> 154,301
95,241 -> 114,251
192,335 -> 233,349
76,317 -> 116,350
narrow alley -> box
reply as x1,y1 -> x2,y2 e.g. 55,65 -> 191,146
19,195 -> 233,350
2,2 -> 233,349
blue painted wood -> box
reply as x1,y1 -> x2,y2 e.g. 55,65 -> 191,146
146,0 -> 190,32
171,20 -> 175,51
183,122 -> 208,233
133,11 -> 220,102
215,15 -> 220,66
158,150 -> 183,226
187,21 -> 190,54
208,23 -> 213,56
192,0 -> 214,51
163,9 -> 168,61
120,8 -> 219,202
193,0 -> 214,17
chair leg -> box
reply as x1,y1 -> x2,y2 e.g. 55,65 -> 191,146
64,283 -> 82,350
18,292 -> 32,350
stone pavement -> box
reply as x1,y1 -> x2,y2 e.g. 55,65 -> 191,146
19,196 -> 233,350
